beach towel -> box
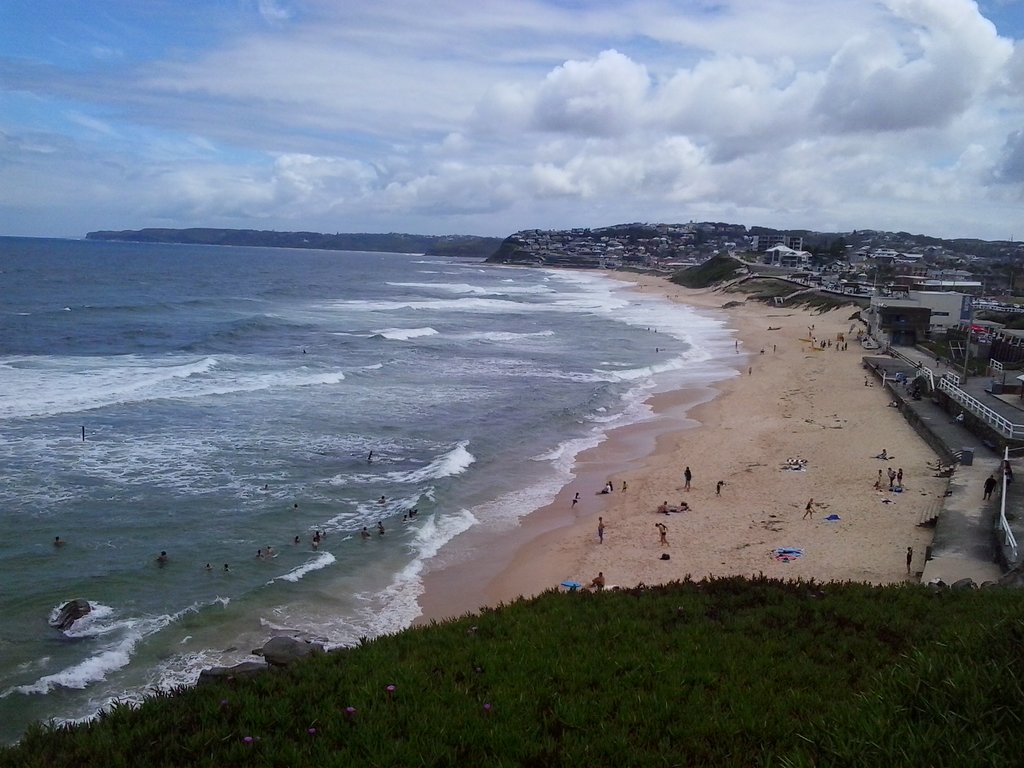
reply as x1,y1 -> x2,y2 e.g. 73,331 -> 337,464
824,514 -> 841,521
771,547 -> 803,562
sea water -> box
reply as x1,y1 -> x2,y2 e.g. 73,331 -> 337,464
0,237 -> 738,743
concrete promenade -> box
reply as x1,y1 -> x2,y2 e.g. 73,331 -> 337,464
863,347 -> 1023,585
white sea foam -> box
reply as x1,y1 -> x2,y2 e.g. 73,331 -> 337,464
268,551 -> 336,584
6,601 -> 206,697
386,281 -> 555,296
0,355 -> 347,420
373,327 -> 438,341
383,441 -> 475,484
458,330 -> 556,343
340,508 -> 479,641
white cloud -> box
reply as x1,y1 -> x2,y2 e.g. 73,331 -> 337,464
2,0 -> 1024,239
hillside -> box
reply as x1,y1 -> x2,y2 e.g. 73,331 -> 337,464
2,577 -> 1022,767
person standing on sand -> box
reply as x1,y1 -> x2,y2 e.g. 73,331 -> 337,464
803,499 -> 815,519
874,469 -> 883,490
906,546 -> 913,574
655,522 -> 668,546
896,468 -> 903,487
597,517 -> 605,544
983,474 -> 997,500
684,467 -> 692,491
887,467 -> 897,490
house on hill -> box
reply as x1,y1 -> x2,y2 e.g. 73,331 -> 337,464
761,244 -> 811,268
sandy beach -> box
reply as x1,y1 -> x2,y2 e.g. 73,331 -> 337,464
417,274 -> 946,623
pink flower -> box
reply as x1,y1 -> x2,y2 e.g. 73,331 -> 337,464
243,736 -> 254,744
344,706 -> 357,720
482,702 -> 493,714
307,727 -> 317,736
385,684 -> 396,695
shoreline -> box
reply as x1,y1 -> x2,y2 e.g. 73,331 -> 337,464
417,273 -> 944,625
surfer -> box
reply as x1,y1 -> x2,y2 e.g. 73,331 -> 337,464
367,450 -> 374,463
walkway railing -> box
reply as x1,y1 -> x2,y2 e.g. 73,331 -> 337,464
999,447 -> 1019,565
884,346 -> 935,391
937,375 -> 1024,440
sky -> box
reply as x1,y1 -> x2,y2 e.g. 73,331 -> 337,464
2,0 -> 1024,241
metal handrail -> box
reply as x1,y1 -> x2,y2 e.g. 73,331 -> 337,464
1000,447 -> 1019,564
937,376 -> 1024,440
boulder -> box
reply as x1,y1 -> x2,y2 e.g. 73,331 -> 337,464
950,577 -> 977,591
51,599 -> 91,631
253,636 -> 325,667
197,661 -> 268,686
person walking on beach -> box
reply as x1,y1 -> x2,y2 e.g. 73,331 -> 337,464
803,499 -> 815,520
655,522 -> 668,547
684,467 -> 692,491
716,480 -> 724,496
571,492 -> 580,508
906,546 -> 913,574
597,516 -> 605,544
984,474 -> 997,500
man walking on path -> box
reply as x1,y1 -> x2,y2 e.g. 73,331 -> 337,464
983,474 -> 997,500
683,467 -> 692,491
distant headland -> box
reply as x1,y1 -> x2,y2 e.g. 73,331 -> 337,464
85,228 -> 504,259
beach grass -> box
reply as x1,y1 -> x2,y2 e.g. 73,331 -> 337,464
2,576 -> 1023,767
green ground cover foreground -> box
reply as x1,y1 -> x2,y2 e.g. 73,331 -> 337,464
3,577 -> 1023,767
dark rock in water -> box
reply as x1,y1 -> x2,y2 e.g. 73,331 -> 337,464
52,599 -> 91,631
950,577 -> 977,591
252,636 -> 325,667
197,661 -> 268,686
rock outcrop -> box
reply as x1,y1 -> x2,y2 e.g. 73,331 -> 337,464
197,661 -> 268,686
252,636 -> 325,667
51,599 -> 91,631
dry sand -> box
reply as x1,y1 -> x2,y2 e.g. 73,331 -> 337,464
416,274 -> 945,624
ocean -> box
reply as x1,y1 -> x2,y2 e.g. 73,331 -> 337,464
0,236 -> 737,743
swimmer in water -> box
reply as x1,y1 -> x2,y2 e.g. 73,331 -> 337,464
156,551 -> 168,565
53,536 -> 65,547
204,563 -> 213,572
361,526 -> 371,540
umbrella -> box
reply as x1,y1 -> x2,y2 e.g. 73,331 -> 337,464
560,580 -> 582,591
